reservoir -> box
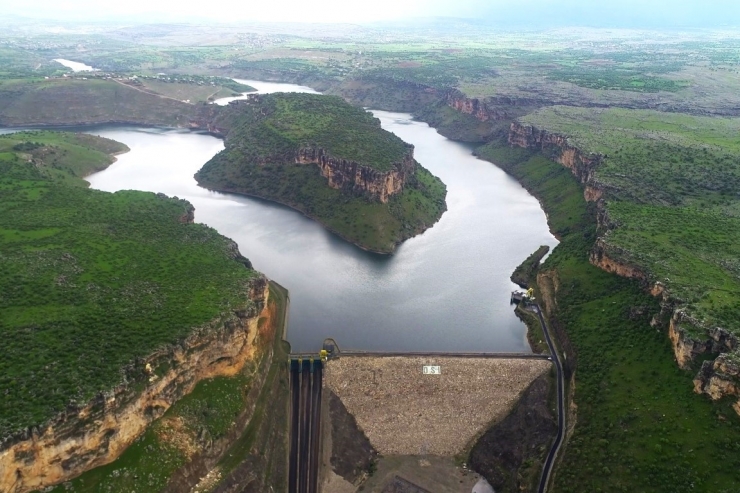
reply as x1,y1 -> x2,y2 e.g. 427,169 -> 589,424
14,80 -> 558,353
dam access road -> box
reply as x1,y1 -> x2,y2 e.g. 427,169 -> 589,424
532,304 -> 565,493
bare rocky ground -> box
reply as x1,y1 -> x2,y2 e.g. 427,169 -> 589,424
323,356 -> 551,456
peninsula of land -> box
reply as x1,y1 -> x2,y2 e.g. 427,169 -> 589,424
195,93 -> 447,253
0,131 -> 283,493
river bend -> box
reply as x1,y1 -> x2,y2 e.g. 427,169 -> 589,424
8,79 -> 558,352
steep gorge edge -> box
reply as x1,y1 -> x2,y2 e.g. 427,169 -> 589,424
505,121 -> 740,414
295,145 -> 416,204
329,76 -> 740,488
0,271 -> 276,493
418,82 -> 740,412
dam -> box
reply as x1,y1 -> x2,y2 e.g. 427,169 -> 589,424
0,78 -> 562,492
288,349 -> 552,493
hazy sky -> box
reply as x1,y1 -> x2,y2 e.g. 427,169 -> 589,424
3,0 -> 739,27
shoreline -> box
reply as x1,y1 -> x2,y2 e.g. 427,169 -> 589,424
195,183 -> 406,255
2,120 -> 437,255
82,145 -> 132,181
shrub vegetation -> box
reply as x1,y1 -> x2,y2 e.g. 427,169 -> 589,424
520,107 -> 740,337
0,131 -> 255,438
478,141 -> 740,493
196,93 -> 447,253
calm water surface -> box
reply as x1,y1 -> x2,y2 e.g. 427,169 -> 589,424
11,80 -> 557,353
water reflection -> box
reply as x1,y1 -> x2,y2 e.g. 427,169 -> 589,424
4,81 -> 557,353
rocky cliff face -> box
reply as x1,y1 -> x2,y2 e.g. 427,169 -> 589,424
506,119 -> 740,414
508,123 -> 603,187
0,277 -> 270,493
694,354 -> 740,415
445,89 -> 510,122
589,239 -> 648,283
669,309 -> 739,371
295,146 -> 416,203
669,314 -> 713,369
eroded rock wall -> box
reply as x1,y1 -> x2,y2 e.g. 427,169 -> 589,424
0,277 -> 270,493
694,354 -> 740,416
505,119 -> 740,414
295,146 -> 416,203
589,239 -> 648,284
507,123 -> 603,187
445,89 -> 510,122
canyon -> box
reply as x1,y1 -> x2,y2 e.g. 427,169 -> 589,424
0,276 -> 271,493
294,145 -> 416,203
505,120 -> 740,415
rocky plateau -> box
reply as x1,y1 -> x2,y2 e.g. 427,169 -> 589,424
0,276 -> 271,493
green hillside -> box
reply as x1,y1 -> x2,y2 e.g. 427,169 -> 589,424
196,93 -> 447,253
521,107 -> 740,336
211,93 -> 410,170
0,78 -> 196,127
0,131 -> 256,437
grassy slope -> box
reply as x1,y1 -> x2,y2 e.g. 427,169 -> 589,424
197,93 -> 447,253
140,79 -> 237,102
0,131 -> 255,437
42,282 -> 290,493
215,93 -> 410,170
521,107 -> 740,335
138,78 -> 254,103
0,130 -> 129,179
0,78 -> 195,126
478,142 -> 740,493
510,244 -> 549,289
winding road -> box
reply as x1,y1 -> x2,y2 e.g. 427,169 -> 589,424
532,304 -> 566,493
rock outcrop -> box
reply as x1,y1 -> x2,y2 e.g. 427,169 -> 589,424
669,314 -> 713,369
589,239 -> 648,283
295,146 -> 416,203
694,354 -> 740,415
0,277 -> 270,493
505,119 -> 740,415
445,89 -> 510,122
670,310 -> 739,370
507,122 -> 603,187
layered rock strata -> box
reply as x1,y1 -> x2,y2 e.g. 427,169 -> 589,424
505,120 -> 740,413
295,146 -> 416,203
445,89 -> 510,122
507,123 -> 603,186
0,277 -> 270,493
694,354 -> 740,416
